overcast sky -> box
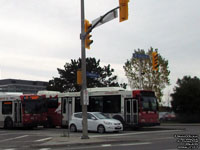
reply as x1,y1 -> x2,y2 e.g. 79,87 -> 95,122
0,0 -> 199,103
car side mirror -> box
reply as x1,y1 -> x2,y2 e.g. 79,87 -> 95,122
91,117 -> 96,120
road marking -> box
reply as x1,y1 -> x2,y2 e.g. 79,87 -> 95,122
35,137 -> 52,142
0,135 -> 29,142
120,142 -> 152,146
149,137 -> 174,141
101,144 -> 112,147
100,142 -> 151,148
90,130 -> 182,138
39,148 -> 51,150
64,142 -> 152,150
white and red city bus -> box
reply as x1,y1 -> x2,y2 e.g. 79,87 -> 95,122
60,87 -> 160,128
38,87 -> 160,128
0,93 -> 47,128
37,91 -> 66,127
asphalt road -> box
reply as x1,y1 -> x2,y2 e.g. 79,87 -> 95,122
0,125 -> 199,150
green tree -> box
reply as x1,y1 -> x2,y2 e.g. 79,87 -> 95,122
171,76 -> 200,123
47,57 -> 127,92
123,47 -> 170,102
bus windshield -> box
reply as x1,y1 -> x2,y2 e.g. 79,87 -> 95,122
141,96 -> 158,111
24,100 -> 47,114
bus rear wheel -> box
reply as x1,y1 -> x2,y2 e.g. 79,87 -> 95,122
70,124 -> 77,132
4,117 -> 13,129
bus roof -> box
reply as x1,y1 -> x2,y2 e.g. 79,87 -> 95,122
59,87 -> 132,98
87,87 -> 125,92
37,90 -> 60,97
0,92 -> 23,96
0,94 -> 21,101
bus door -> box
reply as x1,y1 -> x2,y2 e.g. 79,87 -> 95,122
124,98 -> 138,125
14,100 -> 22,126
61,97 -> 72,126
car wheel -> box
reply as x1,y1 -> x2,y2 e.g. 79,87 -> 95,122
70,124 -> 77,132
97,125 -> 105,134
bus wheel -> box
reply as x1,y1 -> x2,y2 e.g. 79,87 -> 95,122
97,125 -> 105,134
113,115 -> 125,130
4,117 -> 13,129
70,124 -> 77,132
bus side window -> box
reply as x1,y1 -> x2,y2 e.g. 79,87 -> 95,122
75,97 -> 81,112
2,101 -> 13,114
62,98 -> 66,113
47,98 -> 58,108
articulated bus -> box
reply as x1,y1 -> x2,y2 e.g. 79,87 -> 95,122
0,93 -> 47,129
39,87 -> 160,128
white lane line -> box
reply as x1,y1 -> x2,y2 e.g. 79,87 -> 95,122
0,135 -> 29,142
91,130 -> 182,138
65,142 -> 152,150
35,137 -> 52,142
120,142 -> 152,146
63,143 -> 151,150
101,144 -> 112,147
39,148 -> 51,150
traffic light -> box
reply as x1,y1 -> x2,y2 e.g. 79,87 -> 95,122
84,19 -> 93,49
77,69 -> 82,85
152,52 -> 159,71
119,0 -> 129,22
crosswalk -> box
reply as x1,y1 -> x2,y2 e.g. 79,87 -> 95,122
0,131 -> 52,150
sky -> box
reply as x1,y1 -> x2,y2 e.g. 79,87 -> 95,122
0,0 -> 200,104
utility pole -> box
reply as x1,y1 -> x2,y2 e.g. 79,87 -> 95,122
80,0 -> 89,139
79,0 -> 130,139
139,59 -> 142,89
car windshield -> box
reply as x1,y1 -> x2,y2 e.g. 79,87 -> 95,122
93,112 -> 109,119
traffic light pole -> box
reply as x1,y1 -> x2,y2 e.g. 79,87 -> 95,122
80,0 -> 89,139
79,0 -> 129,139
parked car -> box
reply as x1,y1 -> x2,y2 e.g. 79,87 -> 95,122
159,112 -> 176,121
69,112 -> 123,133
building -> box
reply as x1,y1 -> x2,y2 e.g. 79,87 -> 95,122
0,79 -> 48,94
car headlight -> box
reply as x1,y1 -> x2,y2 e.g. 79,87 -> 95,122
103,121 -> 112,125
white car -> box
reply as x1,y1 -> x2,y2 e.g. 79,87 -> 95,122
69,112 -> 123,133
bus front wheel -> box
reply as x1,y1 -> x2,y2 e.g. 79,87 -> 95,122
4,117 -> 13,129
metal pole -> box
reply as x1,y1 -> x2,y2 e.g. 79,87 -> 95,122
67,99 -> 70,137
139,59 -> 142,89
80,0 -> 89,139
